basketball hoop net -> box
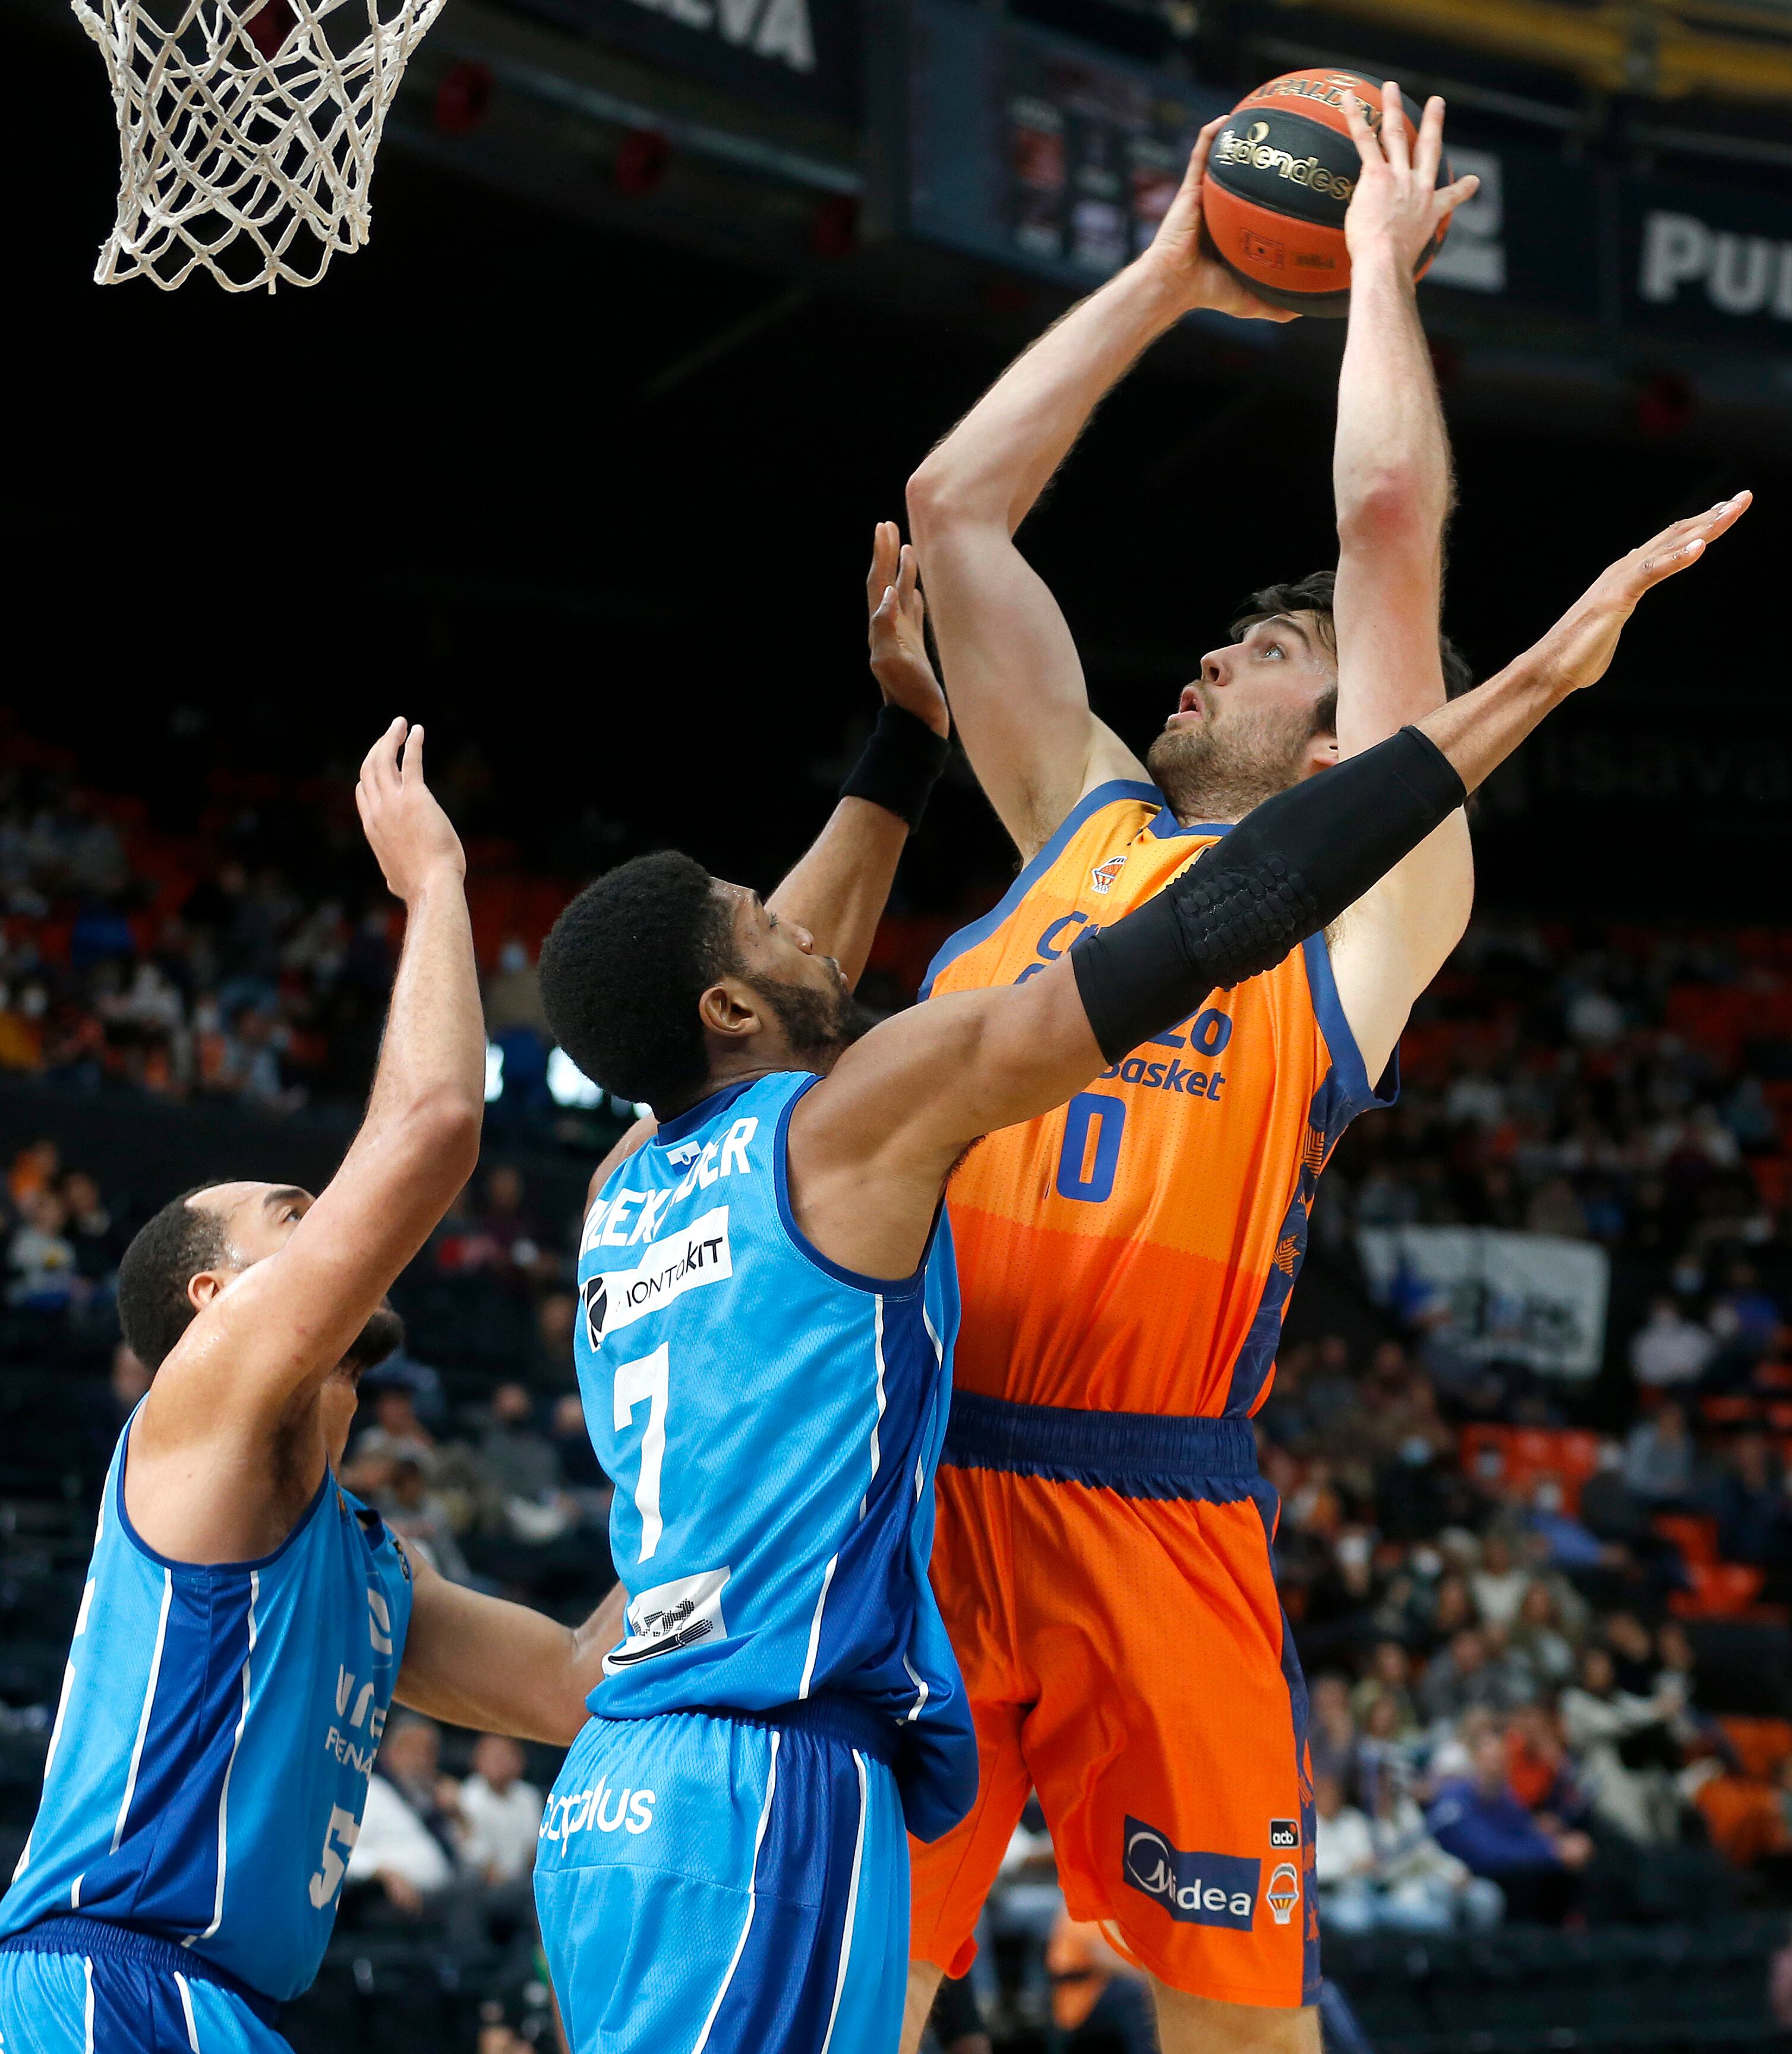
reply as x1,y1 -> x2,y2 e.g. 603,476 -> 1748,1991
75,0 -> 445,290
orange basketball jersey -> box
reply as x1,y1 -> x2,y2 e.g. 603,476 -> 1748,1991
923,778 -> 1393,1419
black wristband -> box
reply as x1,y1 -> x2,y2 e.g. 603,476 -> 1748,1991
1072,725 -> 1466,1064
841,703 -> 951,831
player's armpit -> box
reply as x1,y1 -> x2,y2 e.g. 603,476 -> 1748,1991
395,1546 -> 610,1746
1328,811 -> 1473,1083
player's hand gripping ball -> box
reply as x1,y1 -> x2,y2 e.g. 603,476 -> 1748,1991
1200,72 -> 1452,316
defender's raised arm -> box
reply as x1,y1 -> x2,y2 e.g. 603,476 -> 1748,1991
123,719 -> 485,1561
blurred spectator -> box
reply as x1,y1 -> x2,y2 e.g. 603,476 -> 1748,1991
1351,1641 -> 1420,1736
59,1171 -> 122,1283
1629,1297 -> 1715,1391
1321,1762 -> 1502,1935
1427,1726 -> 1594,1923
1714,1434 -> 1792,1572
7,1192 -> 79,1309
8,1140 -> 60,1206
459,1735 -> 544,1886
1559,1646 -> 1682,1844
1507,1579 -> 1579,1691
1308,1674 -> 1360,1791
1469,1531 -> 1531,1631
367,1455 -> 475,1586
484,938 -> 548,1036
1042,1918 -> 1156,2052
1418,1630 -> 1526,1724
1624,1400 -> 1695,1504
352,1386 -> 437,1470
346,1716 -> 462,1914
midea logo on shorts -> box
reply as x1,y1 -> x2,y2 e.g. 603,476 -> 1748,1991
1121,1817 -> 1259,1930
1125,1825 -> 1177,1897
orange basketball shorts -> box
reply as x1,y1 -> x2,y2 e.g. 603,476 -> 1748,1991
909,1395 -> 1319,2009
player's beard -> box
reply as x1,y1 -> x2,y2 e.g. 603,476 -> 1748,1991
1146,701 -> 1326,824
342,1304 -> 405,1376
747,973 -> 875,1075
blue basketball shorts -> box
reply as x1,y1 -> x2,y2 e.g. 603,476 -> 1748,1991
534,1699 -> 907,2054
0,1918 -> 289,2052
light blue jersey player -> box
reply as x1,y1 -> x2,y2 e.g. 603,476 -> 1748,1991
0,721 -> 637,2050
537,1069 -> 973,2054
0,1428 -> 415,2044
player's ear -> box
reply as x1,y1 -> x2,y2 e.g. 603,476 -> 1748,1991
187,1268 -> 231,1313
698,976 -> 766,1045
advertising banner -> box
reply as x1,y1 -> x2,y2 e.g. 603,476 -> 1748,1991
1357,1226 -> 1610,1379
519,0 -> 857,121
1623,175 -> 1792,340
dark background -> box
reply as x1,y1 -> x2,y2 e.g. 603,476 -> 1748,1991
12,1 -> 1791,927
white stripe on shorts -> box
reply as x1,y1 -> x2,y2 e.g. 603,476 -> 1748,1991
175,1971 -> 201,2051
818,1750 -> 869,2054
691,1731 -> 781,2054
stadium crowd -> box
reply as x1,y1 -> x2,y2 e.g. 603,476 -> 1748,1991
12,756 -> 1792,2044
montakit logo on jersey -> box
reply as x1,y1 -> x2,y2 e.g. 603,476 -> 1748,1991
1121,1817 -> 1260,1929
583,1208 -> 733,1347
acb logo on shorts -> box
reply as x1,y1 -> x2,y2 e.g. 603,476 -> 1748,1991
1269,1818 -> 1299,1850
1122,1816 -> 1260,1930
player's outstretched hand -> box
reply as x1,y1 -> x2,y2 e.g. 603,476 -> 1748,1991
1144,118 -> 1299,324
1534,492 -> 1753,697
1342,83 -> 1479,275
867,520 -> 950,739
355,717 -> 467,904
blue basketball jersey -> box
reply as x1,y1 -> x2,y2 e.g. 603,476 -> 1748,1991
0,1416 -> 415,2002
573,1072 -> 976,1842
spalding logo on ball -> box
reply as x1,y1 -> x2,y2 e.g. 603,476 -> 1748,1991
1201,71 -> 1451,317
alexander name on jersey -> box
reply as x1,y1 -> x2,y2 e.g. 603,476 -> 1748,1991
578,1110 -> 758,1674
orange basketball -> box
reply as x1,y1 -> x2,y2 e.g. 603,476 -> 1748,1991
1201,71 -> 1450,317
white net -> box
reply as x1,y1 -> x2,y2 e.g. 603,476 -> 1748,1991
75,0 -> 446,290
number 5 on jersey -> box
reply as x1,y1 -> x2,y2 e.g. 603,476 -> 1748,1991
308,1803 -> 361,1908
614,1343 -> 670,1562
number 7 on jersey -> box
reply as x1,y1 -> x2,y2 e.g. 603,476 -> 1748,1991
614,1343 -> 670,1562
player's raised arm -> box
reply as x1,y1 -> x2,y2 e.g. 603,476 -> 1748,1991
766,521 -> 950,985
1331,84 -> 1478,754
906,121 -> 1291,861
580,524 -> 953,1206
1323,83 -> 1481,1075
790,497 -> 1750,1275
126,720 -> 484,1552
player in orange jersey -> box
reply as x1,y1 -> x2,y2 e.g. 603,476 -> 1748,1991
898,85 -> 1751,2053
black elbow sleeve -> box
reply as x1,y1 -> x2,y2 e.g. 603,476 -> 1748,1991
1071,724 -> 1466,1064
